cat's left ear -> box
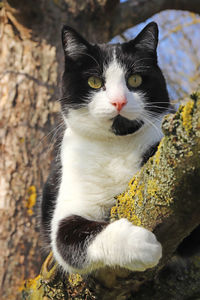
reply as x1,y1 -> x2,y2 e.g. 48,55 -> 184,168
62,26 -> 91,59
125,22 -> 158,53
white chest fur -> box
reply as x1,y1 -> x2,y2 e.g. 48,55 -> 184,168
62,129 -> 141,205
54,116 -> 163,223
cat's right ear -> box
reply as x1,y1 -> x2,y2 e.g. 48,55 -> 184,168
123,22 -> 158,54
62,26 -> 90,59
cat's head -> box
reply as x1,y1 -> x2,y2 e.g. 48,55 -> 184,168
61,22 -> 169,137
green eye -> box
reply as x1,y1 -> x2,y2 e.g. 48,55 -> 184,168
128,74 -> 142,88
88,76 -> 102,89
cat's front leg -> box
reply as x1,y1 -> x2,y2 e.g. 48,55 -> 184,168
54,215 -> 162,273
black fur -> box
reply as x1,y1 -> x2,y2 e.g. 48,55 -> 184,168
141,142 -> 160,166
41,122 -> 64,245
41,159 -> 61,245
111,116 -> 144,136
57,216 -> 107,269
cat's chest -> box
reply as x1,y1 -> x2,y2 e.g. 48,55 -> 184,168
95,146 -> 141,186
61,130 -> 142,200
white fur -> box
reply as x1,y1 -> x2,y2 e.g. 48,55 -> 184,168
64,32 -> 87,58
89,60 -> 145,121
51,57 -> 165,273
88,218 -> 162,271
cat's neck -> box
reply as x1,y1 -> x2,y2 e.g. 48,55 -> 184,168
64,108 -> 124,141
64,108 -> 165,148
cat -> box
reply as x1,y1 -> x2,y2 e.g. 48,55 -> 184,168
41,22 -> 171,274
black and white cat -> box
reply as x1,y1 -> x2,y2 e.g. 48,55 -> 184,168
41,22 -> 171,274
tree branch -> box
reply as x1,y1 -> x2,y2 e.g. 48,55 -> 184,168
21,94 -> 200,299
132,251 -> 200,300
5,0 -> 200,43
111,94 -> 200,264
111,0 -> 200,38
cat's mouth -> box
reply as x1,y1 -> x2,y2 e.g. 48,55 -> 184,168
111,115 -> 144,136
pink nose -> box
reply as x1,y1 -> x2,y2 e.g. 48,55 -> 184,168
111,98 -> 127,112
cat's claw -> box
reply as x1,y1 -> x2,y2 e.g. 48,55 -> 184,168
88,218 -> 162,271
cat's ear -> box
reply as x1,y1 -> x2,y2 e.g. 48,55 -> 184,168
62,26 -> 91,59
125,22 -> 158,53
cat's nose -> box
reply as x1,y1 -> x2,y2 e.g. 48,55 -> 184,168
111,98 -> 127,112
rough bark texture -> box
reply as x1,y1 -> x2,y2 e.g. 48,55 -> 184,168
0,0 -> 200,299
0,3 -> 59,300
20,95 -> 200,299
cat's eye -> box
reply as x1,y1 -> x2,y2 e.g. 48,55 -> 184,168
127,74 -> 142,88
88,76 -> 102,89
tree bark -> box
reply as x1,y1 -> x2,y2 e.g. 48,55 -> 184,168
0,3 -> 59,300
0,1 -> 200,299
21,94 -> 200,299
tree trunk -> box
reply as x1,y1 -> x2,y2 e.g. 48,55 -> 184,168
0,3 -> 59,300
0,1 -> 199,299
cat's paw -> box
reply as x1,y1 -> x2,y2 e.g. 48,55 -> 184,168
88,218 -> 162,271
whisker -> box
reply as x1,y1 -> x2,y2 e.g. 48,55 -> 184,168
34,121 -> 65,156
131,58 -> 153,66
57,96 -> 71,102
133,66 -> 152,71
144,105 -> 174,112
145,101 -> 170,104
140,113 -> 162,138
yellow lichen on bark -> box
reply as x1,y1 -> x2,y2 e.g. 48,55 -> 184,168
26,185 -> 37,216
68,273 -> 83,286
19,274 -> 41,291
181,99 -> 194,134
154,138 -> 164,165
147,179 -> 159,198
111,174 -> 143,226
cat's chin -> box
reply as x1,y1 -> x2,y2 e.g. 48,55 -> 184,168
111,115 -> 144,136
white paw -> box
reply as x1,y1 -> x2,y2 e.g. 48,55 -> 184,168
88,218 -> 162,271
